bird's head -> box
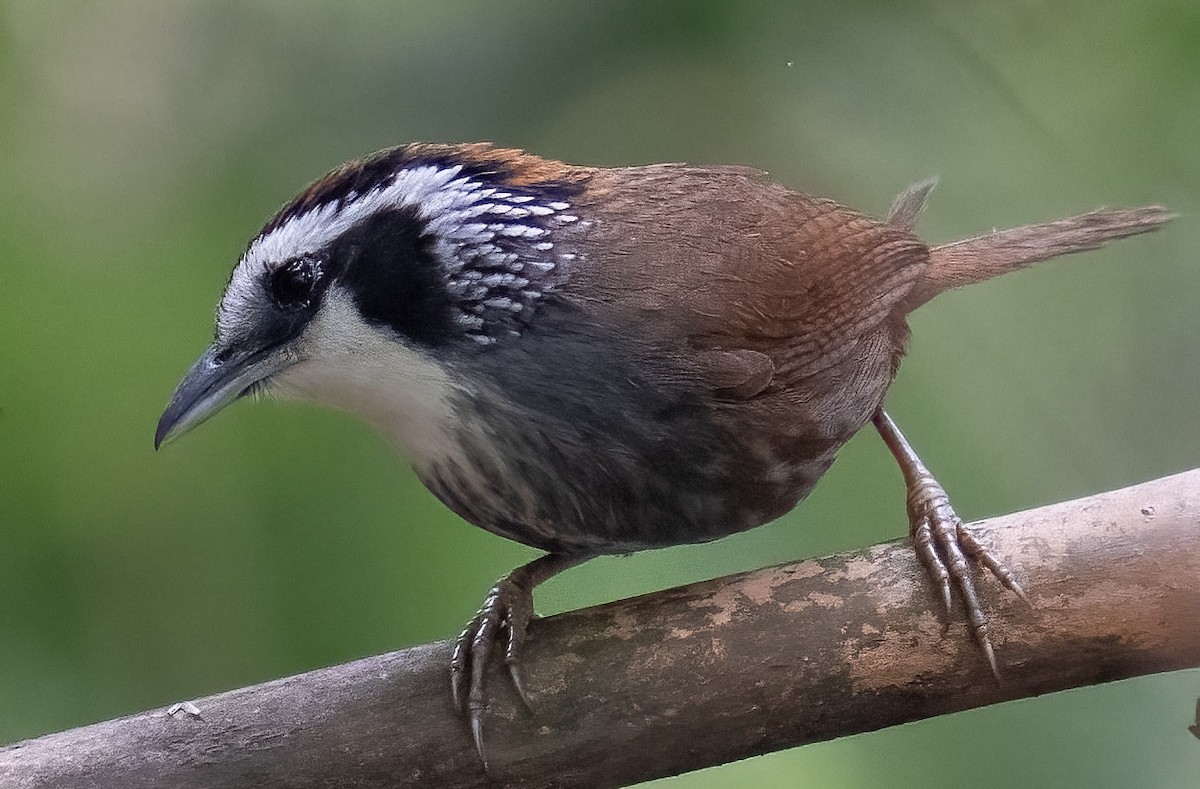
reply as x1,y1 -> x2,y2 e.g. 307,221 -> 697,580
155,143 -> 589,450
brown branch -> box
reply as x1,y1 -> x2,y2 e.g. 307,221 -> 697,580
3,470 -> 1200,788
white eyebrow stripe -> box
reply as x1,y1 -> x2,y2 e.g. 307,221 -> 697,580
244,165 -> 467,268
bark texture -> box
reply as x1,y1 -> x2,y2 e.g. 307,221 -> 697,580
3,470 -> 1199,788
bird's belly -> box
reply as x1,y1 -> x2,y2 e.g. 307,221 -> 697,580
402,323 -> 894,556
414,411 -> 838,555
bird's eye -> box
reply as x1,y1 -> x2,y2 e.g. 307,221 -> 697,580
269,257 -> 319,309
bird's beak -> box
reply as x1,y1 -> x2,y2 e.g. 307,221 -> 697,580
155,343 -> 290,449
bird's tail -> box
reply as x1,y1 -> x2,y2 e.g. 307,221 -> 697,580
886,181 -> 1175,312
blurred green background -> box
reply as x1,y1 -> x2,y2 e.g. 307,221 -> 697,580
1,1 -> 1198,786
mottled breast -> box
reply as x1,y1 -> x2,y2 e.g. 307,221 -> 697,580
415,311 -> 795,555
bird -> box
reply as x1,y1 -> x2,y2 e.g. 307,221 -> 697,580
155,142 -> 1172,765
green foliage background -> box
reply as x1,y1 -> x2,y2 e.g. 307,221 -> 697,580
1,2 -> 1198,786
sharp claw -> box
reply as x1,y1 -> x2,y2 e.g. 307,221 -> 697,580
938,580 -> 953,615
979,635 -> 1000,683
470,708 -> 489,773
507,661 -> 533,713
962,594 -> 1002,684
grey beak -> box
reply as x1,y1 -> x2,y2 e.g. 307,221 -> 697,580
155,344 -> 286,449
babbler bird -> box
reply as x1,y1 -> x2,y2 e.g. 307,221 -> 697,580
155,143 -> 1171,761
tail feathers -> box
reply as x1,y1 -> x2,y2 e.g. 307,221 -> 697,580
903,205 -> 1175,311
887,177 -> 938,230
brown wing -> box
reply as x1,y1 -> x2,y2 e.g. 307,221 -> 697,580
565,164 -> 930,390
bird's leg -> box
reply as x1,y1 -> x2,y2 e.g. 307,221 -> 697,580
451,551 -> 591,768
871,409 -> 1028,679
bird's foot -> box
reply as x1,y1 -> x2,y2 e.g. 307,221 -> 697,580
906,474 -> 1029,679
450,571 -> 536,769
449,552 -> 587,770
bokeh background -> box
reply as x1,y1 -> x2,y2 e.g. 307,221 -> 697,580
1,2 -> 1198,786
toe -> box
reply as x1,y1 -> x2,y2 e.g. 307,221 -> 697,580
957,523 -> 1030,605
450,620 -> 477,714
911,517 -> 952,613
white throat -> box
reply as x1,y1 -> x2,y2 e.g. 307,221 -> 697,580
267,291 -> 461,466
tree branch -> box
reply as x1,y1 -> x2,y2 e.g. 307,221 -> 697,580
3,470 -> 1200,788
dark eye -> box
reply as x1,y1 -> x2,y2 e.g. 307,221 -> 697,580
269,257 -> 319,309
